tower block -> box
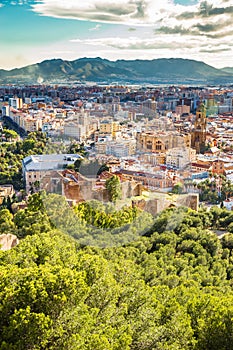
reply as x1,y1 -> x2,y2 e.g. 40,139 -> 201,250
191,103 -> 207,154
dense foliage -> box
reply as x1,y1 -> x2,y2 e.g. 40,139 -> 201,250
105,175 -> 122,203
0,131 -> 47,189
196,175 -> 233,204
1,193 -> 233,349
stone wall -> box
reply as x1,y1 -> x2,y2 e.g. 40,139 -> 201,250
0,234 -> 19,251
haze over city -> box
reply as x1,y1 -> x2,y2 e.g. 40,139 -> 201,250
1,0 -> 233,70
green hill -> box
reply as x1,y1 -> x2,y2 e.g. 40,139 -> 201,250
221,67 -> 233,74
0,57 -> 232,84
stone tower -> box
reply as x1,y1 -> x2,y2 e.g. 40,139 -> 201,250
191,103 -> 206,154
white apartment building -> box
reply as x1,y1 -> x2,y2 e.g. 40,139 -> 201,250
166,147 -> 196,169
9,97 -> 23,110
106,139 -> 136,158
63,122 -> 85,141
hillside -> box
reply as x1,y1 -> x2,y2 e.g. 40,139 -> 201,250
0,57 -> 233,84
221,67 -> 233,74
1,192 -> 233,349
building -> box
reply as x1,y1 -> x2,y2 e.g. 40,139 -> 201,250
212,159 -> 225,175
106,139 -> 136,158
0,185 -> 14,205
166,147 -> 195,169
191,103 -> 207,153
141,99 -> 157,117
64,122 -> 85,141
136,131 -> 191,153
22,154 -> 83,192
9,97 -> 23,110
139,153 -> 166,166
175,105 -> 190,115
99,120 -> 120,138
223,197 -> 233,210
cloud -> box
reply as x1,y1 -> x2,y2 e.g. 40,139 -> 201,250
70,36 -> 197,50
32,0 -> 160,25
89,24 -> 101,31
31,0 -> 233,66
31,0 -> 233,36
200,47 -> 231,52
69,33 -> 233,64
176,1 -> 233,19
156,16 -> 233,38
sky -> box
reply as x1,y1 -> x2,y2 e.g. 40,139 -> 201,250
0,0 -> 233,70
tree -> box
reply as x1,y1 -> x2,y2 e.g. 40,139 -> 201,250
171,182 -> 183,194
105,175 -> 122,203
3,129 -> 18,141
97,164 -> 109,176
0,208 -> 16,235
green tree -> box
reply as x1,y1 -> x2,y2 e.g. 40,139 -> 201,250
171,182 -> 183,194
105,175 -> 122,203
3,128 -> 18,140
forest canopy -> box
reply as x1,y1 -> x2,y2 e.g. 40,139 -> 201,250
0,193 -> 233,349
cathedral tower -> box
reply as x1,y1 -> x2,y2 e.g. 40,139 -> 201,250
191,103 -> 206,154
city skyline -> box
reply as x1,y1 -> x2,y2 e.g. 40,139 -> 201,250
1,0 -> 233,70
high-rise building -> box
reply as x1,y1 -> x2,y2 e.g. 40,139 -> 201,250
9,97 -> 23,109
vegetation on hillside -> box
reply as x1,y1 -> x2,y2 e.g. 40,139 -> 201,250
0,57 -> 232,84
195,176 -> 233,204
0,192 -> 233,349
0,131 -> 48,189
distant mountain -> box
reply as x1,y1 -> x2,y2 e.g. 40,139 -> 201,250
0,57 -> 233,84
221,67 -> 233,74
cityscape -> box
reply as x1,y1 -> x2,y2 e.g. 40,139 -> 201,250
0,83 -> 233,203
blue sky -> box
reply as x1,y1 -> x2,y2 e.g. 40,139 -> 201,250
1,0 -> 232,69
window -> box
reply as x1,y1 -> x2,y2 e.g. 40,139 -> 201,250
147,141 -> 152,150
155,141 -> 162,151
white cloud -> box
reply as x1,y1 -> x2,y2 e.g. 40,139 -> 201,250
32,0 -> 167,25
32,1 -> 232,23
70,35 -> 196,50
89,24 -> 101,31
32,0 -> 233,40
28,0 -> 233,68
70,33 -> 232,53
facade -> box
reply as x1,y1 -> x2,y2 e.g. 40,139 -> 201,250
120,169 -> 173,189
139,153 -> 166,166
136,131 -> 191,153
0,185 -> 14,205
64,122 -> 84,140
223,198 -> 233,210
175,105 -> 190,115
141,99 -> 157,116
106,139 -> 136,158
9,97 -> 23,110
166,147 -> 195,169
212,159 -> 225,175
23,117 -> 42,132
99,120 -> 120,138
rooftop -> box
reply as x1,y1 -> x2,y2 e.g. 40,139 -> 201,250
22,154 -> 83,172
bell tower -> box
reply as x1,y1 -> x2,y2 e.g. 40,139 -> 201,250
191,103 -> 206,154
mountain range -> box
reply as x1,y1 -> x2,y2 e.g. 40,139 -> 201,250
0,57 -> 233,85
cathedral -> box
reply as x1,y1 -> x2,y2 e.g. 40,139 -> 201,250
191,103 -> 207,154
